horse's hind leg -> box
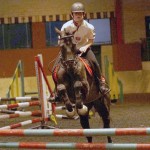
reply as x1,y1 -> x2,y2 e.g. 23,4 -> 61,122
94,98 -> 112,143
101,113 -> 112,143
79,102 -> 93,143
79,114 -> 92,143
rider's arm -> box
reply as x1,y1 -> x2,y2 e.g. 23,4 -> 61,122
79,39 -> 94,53
79,26 -> 95,53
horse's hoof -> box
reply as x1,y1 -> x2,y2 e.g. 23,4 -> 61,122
66,109 -> 75,118
77,105 -> 88,115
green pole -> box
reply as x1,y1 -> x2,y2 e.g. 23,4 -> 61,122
19,60 -> 25,96
118,79 -> 124,103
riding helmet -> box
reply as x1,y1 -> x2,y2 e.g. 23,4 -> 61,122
71,2 -> 85,12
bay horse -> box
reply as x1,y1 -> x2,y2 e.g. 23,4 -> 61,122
52,28 -> 112,143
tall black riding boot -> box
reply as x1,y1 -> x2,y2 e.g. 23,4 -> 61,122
98,76 -> 110,95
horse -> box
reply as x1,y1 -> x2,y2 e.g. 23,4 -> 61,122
52,28 -> 112,143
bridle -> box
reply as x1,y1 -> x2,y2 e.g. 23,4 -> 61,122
61,57 -> 78,70
59,34 -> 78,70
59,34 -> 74,40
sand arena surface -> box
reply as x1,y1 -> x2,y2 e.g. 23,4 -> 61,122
0,102 -> 150,150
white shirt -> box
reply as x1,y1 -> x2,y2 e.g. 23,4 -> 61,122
61,20 -> 95,49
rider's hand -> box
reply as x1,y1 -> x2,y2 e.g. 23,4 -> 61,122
79,46 -> 87,53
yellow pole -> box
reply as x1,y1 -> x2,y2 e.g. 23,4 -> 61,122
10,84 -> 14,104
15,69 -> 19,97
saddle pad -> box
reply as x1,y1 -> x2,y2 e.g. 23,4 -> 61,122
52,57 -> 93,84
78,57 -> 93,77
52,64 -> 60,84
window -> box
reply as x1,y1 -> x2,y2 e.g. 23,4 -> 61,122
89,19 -> 111,45
46,21 -> 65,46
0,23 -> 32,50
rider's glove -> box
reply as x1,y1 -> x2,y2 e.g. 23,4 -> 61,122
79,46 -> 87,53
78,46 -> 87,56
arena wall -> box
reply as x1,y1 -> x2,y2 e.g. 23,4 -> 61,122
101,45 -> 150,96
122,0 -> 150,43
0,0 -> 115,17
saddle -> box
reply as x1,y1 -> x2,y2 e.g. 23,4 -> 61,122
52,57 -> 93,84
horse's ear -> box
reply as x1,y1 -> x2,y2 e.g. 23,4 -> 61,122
55,27 -> 61,35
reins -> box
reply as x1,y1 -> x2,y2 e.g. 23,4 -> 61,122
59,35 -> 74,40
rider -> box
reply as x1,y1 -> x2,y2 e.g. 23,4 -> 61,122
53,2 -> 109,94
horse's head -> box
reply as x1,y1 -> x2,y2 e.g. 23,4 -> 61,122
55,28 -> 77,68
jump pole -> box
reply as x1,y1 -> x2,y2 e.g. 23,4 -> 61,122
0,101 -> 40,109
35,54 -> 56,128
0,110 -> 41,119
0,128 -> 150,136
0,118 -> 43,129
35,54 -> 55,111
0,96 -> 38,102
0,142 -> 150,149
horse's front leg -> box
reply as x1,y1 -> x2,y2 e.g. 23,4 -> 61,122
57,84 -> 75,118
74,81 -> 88,116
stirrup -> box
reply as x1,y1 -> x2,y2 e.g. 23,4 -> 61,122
100,86 -> 111,95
